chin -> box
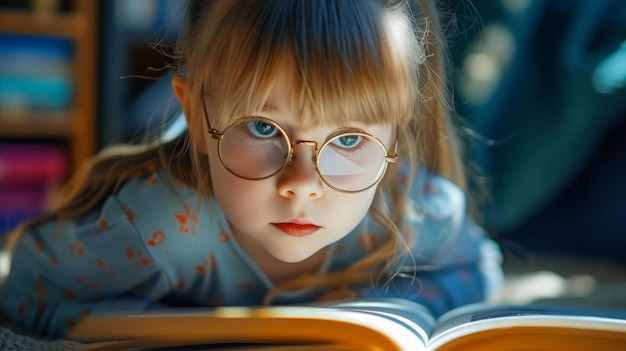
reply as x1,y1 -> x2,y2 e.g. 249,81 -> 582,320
267,245 -> 320,263
271,251 -> 313,263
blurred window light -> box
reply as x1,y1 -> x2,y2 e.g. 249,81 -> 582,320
0,249 -> 9,284
482,24 -> 516,67
459,53 -> 499,104
494,271 -> 597,304
500,0 -> 533,14
467,53 -> 500,82
458,24 -> 516,104
161,111 -> 187,142
592,41 -> 626,94
114,0 -> 158,32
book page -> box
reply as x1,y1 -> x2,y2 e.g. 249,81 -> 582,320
427,303 -> 626,351
83,341 -> 365,351
329,298 -> 437,339
70,303 -> 429,351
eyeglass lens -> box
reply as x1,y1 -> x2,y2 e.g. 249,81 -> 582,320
218,118 -> 388,192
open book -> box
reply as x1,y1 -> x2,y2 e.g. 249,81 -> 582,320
69,298 -> 626,351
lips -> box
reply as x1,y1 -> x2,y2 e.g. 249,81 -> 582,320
271,221 -> 321,237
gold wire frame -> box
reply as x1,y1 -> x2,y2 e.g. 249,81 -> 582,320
201,91 -> 399,193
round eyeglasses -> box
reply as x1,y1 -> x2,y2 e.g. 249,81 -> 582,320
201,100 -> 398,193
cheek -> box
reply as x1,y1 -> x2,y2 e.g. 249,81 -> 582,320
328,187 -> 378,234
209,153 -> 267,222
211,170 -> 243,207
354,189 -> 377,220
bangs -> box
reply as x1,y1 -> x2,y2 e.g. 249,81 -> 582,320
189,0 -> 422,130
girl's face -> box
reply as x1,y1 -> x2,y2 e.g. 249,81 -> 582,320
178,75 -> 394,264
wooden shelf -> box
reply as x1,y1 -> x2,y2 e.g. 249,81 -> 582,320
0,112 -> 73,138
0,10 -> 85,38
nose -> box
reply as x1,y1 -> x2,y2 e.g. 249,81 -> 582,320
276,141 -> 324,200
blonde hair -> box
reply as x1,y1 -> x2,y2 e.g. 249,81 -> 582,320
4,0 -> 466,299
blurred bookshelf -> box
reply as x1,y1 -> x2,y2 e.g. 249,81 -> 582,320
0,0 -> 97,170
0,0 -> 98,234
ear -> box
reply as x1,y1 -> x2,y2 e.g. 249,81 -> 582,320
171,74 -> 191,122
171,75 -> 208,153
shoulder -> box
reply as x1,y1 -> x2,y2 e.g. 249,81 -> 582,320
99,170 -> 210,237
33,171 -> 206,250
115,170 -> 197,206
406,169 -> 466,231
333,169 -> 468,260
114,170 -> 199,210
364,168 -> 478,263
405,169 -> 491,265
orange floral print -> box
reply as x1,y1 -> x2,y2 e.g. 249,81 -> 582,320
174,203 -> 198,234
124,202 -> 139,224
96,258 -> 117,276
63,288 -> 74,300
218,232 -> 230,242
140,257 -> 153,266
194,254 -> 217,275
17,297 -> 34,316
17,304 -> 27,316
126,246 -> 153,268
35,279 -> 49,301
70,240 -> 84,260
34,239 -> 44,253
126,247 -> 135,260
147,230 -> 165,247
74,276 -> 100,291
94,218 -> 110,234
36,305 -> 47,317
146,174 -> 159,188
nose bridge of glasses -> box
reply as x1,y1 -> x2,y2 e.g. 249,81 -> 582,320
287,139 -> 319,164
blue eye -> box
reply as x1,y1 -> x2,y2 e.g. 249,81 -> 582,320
331,135 -> 362,149
246,120 -> 278,138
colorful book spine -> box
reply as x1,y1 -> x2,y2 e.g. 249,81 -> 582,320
0,144 -> 68,185
0,34 -> 74,114
0,143 -> 68,235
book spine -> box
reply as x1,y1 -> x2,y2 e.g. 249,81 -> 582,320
0,33 -> 74,113
0,143 -> 68,235
0,144 -> 68,185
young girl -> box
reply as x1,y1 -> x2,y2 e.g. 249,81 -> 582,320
1,0 -> 502,339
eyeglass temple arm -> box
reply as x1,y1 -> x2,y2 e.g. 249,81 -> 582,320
200,87 -> 224,139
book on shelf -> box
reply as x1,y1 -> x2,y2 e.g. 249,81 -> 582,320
0,143 -> 68,186
69,298 -> 626,351
0,143 -> 68,234
0,34 -> 74,113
